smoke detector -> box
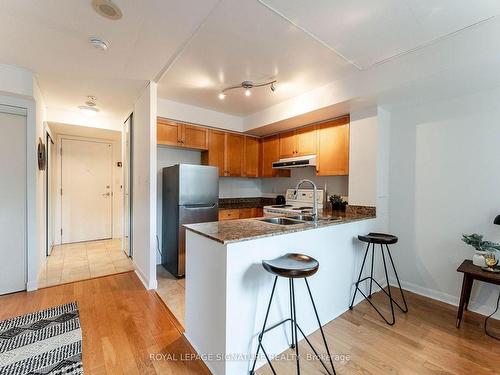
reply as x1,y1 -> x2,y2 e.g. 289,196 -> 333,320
92,0 -> 123,20
89,37 -> 109,51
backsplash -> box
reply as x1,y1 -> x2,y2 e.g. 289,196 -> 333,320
260,167 -> 349,200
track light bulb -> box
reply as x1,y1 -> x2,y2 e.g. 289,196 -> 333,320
218,92 -> 226,100
245,88 -> 251,97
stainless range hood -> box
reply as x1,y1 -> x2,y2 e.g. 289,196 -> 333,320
272,155 -> 317,169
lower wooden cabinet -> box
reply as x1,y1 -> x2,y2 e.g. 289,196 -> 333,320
218,207 -> 263,221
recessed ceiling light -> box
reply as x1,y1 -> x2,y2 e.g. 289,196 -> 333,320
78,106 -> 99,116
89,37 -> 109,51
92,0 -> 123,20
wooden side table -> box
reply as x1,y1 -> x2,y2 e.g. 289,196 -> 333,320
456,259 -> 500,328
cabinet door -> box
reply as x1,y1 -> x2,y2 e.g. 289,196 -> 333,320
279,131 -> 296,158
317,119 -> 349,176
181,124 -> 208,150
157,119 -> 180,146
205,130 -> 226,176
225,133 -> 244,177
296,125 -> 317,156
261,136 -> 290,177
244,136 -> 260,177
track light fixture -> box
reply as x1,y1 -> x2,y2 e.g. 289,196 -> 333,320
218,79 -> 277,99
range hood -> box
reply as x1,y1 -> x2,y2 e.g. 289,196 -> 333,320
272,155 -> 317,169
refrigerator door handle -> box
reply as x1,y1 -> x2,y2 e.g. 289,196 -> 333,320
182,203 -> 217,209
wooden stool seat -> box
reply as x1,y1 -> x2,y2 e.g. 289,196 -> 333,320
262,253 -> 319,278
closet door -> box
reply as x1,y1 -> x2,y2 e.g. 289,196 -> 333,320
0,105 -> 27,294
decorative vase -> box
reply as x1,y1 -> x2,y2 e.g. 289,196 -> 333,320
472,250 -> 487,267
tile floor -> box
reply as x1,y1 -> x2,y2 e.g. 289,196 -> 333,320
156,265 -> 185,326
38,239 -> 135,288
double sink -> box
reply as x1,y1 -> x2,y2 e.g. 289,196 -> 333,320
258,215 -> 341,226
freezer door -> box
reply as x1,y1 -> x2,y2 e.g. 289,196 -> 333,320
178,164 -> 219,205
177,203 -> 219,276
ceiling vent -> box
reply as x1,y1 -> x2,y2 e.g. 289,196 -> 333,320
92,0 -> 123,20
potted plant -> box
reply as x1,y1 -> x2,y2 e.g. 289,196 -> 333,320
329,195 -> 348,211
462,234 -> 500,267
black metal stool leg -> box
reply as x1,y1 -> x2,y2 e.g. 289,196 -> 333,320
385,244 -> 409,313
369,243 -> 375,298
289,278 -> 295,348
249,276 -> 278,375
349,242 -> 371,309
291,279 -> 300,375
380,244 -> 396,325
305,278 -> 337,375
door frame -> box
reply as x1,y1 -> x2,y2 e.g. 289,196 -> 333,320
59,136 -> 114,244
45,130 -> 54,255
123,114 -> 133,257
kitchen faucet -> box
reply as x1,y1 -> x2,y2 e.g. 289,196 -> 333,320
294,179 -> 318,223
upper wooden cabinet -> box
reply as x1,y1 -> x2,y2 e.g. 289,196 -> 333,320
261,135 -> 290,178
317,117 -> 349,176
157,119 -> 180,147
202,130 -> 226,176
244,136 -> 260,178
225,133 -> 244,177
157,118 -> 208,150
278,125 -> 317,158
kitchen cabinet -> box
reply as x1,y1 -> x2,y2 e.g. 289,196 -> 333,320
317,118 -> 349,176
219,207 -> 263,221
261,136 -> 290,178
225,133 -> 244,177
157,119 -> 208,150
202,130 -> 226,176
278,125 -> 317,158
181,124 -> 208,150
157,119 -> 180,147
244,136 -> 260,177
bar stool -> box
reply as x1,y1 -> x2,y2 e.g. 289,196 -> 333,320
349,232 -> 408,325
249,253 -> 336,375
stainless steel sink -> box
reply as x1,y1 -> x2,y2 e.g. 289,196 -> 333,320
287,214 -> 315,222
258,217 -> 304,225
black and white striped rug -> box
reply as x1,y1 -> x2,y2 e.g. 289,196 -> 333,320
0,301 -> 83,375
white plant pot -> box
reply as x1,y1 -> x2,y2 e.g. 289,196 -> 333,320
472,251 -> 487,267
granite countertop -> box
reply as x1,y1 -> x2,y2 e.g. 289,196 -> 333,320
184,207 -> 376,244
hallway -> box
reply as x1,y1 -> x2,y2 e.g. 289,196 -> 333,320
38,239 -> 134,287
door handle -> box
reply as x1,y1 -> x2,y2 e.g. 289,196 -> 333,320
102,192 -> 111,197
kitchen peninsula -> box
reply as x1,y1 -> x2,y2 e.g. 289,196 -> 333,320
184,207 -> 378,375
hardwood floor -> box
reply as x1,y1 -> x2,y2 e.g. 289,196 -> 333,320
257,289 -> 500,375
0,271 -> 209,375
2,273 -> 498,375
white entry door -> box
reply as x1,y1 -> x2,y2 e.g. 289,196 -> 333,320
0,106 -> 27,294
61,139 -> 113,243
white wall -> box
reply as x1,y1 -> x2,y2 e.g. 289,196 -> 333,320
132,82 -> 158,289
0,64 -> 33,97
33,79 -> 47,283
157,98 -> 243,132
388,87 -> 500,316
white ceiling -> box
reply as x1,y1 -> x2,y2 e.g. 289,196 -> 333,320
158,0 -> 500,116
0,0 -> 219,121
2,0 -> 500,123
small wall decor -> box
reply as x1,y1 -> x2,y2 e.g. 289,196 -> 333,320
37,138 -> 46,171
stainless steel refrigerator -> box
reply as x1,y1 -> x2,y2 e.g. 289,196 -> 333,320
162,164 -> 219,277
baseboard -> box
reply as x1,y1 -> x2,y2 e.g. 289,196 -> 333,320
134,268 -> 157,290
26,280 -> 38,292
390,278 -> 499,318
